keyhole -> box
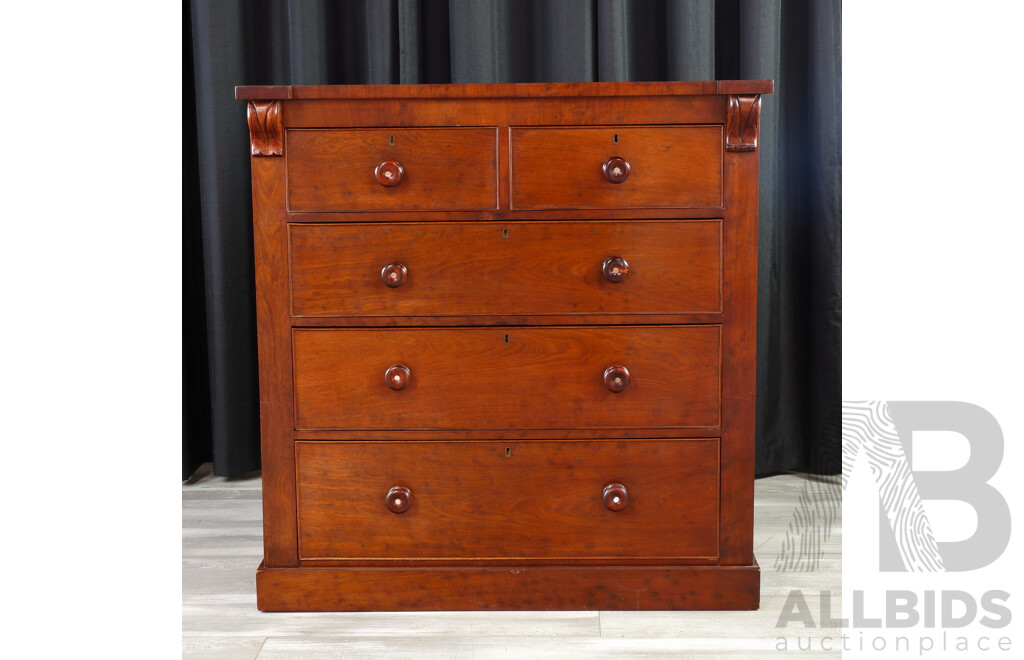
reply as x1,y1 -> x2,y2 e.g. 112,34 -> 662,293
504,447 -> 512,457
504,334 -> 509,343
389,135 -> 395,146
613,133 -> 619,143
502,228 -> 509,239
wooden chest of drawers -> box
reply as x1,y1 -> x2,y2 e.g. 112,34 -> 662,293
235,81 -> 771,611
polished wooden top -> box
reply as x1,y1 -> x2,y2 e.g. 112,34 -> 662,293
234,80 -> 774,101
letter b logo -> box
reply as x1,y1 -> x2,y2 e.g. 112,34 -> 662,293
843,401 -> 1010,572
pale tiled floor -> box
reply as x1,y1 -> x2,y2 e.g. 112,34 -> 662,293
183,469 -> 840,659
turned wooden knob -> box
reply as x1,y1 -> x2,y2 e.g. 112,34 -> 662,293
603,156 -> 630,183
602,257 -> 629,283
385,364 -> 410,390
381,263 -> 407,287
604,365 -> 630,393
603,483 -> 629,511
386,485 -> 412,513
375,159 -> 404,186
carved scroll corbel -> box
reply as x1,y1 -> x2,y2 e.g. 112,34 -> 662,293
247,101 -> 283,156
725,94 -> 761,153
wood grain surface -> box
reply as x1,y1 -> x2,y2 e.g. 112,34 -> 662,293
510,126 -> 722,209
238,80 -> 770,613
719,147 -> 760,566
292,325 -> 721,431
235,79 -> 775,100
257,562 -> 759,612
183,472 -> 838,648
249,152 -> 297,567
287,128 -> 498,212
295,439 -> 719,561
289,220 -> 722,318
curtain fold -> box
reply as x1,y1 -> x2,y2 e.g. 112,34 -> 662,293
666,0 -> 715,81
184,0 -> 842,478
187,0 -> 261,478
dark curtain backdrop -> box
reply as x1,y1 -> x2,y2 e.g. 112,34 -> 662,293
184,0 -> 841,479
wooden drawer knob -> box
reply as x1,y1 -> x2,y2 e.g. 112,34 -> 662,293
381,263 -> 407,287
385,364 -> 410,390
602,257 -> 629,283
603,483 -> 629,511
603,156 -> 630,183
603,365 -> 630,393
386,485 -> 412,513
375,159 -> 404,186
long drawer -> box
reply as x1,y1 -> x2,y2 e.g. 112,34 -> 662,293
292,325 -> 721,431
296,439 -> 720,561
289,220 -> 722,317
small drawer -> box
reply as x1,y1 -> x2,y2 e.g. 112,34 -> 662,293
510,125 -> 722,209
289,220 -> 722,317
287,128 -> 499,212
292,325 -> 721,431
296,439 -> 720,561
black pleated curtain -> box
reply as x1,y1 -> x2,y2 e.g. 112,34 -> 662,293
184,0 -> 842,479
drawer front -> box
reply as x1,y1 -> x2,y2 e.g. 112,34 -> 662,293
290,220 -> 722,317
287,128 -> 499,212
293,326 -> 720,430
296,439 -> 720,560
510,126 -> 722,209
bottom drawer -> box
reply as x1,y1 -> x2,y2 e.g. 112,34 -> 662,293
296,439 -> 720,561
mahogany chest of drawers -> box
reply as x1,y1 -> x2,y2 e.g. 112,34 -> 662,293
235,80 -> 772,611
